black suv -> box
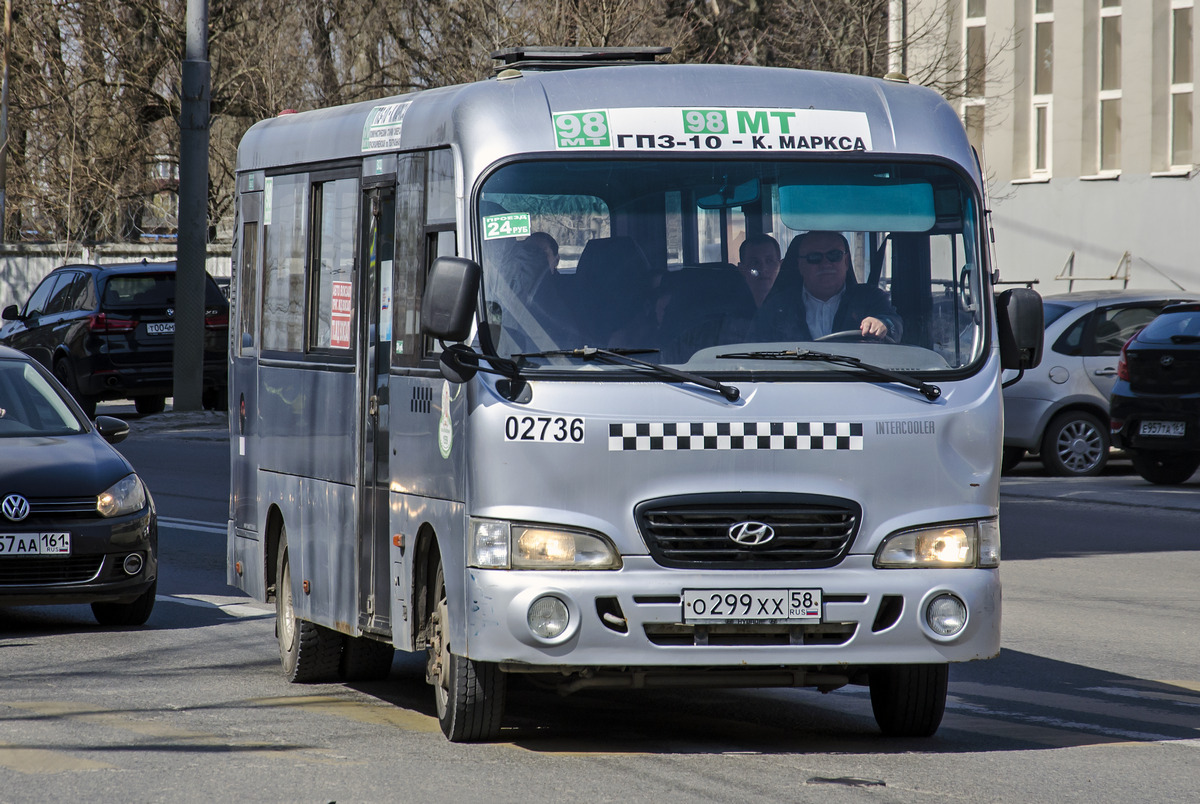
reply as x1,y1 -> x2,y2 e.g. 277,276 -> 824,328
1110,302 -> 1200,485
0,261 -> 228,417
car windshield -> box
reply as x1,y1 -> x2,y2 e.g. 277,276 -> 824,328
476,158 -> 986,376
0,360 -> 85,437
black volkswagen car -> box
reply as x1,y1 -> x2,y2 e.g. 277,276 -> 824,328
1110,302 -> 1200,485
0,345 -> 157,625
0,261 -> 229,417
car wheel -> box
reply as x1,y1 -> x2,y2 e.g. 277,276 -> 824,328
134,396 -> 166,415
91,579 -> 156,627
869,663 -> 948,737
53,358 -> 98,418
427,561 -> 505,741
1041,411 -> 1109,477
276,526 -> 344,682
1129,451 -> 1200,485
1001,447 -> 1026,474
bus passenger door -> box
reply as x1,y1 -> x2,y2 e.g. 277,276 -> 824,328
229,184 -> 264,597
357,184 -> 395,636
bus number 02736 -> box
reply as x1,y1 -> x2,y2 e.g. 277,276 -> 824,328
504,416 -> 585,444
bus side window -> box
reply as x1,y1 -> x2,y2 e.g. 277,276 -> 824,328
393,154 -> 425,367
261,173 -> 308,354
307,176 -> 359,353
238,219 -> 260,354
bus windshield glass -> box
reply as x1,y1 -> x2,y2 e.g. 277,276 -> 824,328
477,159 -> 985,374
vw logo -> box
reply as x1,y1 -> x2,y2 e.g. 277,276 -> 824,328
728,521 -> 775,546
2,494 -> 30,522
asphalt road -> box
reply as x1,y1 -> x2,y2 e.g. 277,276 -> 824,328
1,405 -> 1198,803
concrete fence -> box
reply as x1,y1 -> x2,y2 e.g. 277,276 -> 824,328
0,242 -> 233,312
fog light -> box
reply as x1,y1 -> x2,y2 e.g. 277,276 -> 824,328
527,595 -> 569,639
122,553 -> 144,576
926,594 -> 966,637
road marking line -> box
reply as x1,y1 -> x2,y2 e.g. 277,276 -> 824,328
245,695 -> 441,734
158,593 -> 273,619
157,517 -> 226,535
0,743 -> 112,773
1082,686 -> 1200,709
946,697 -> 1195,744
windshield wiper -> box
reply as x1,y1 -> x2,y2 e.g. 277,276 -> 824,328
716,348 -> 941,402
515,346 -> 741,402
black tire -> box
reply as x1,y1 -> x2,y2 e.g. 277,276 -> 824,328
341,635 -> 395,681
53,358 -> 98,418
134,396 -> 166,415
427,562 -> 505,741
276,527 -> 344,682
1001,447 -> 1026,474
91,580 -> 156,627
1129,450 -> 1200,485
869,663 -> 948,738
1041,411 -> 1109,476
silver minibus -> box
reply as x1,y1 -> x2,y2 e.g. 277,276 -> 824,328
227,47 -> 1042,741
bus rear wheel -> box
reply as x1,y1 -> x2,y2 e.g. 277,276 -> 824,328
276,527 -> 343,682
869,663 -> 948,737
427,562 -> 506,741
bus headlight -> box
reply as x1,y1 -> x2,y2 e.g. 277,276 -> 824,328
469,519 -> 622,569
874,519 -> 1000,568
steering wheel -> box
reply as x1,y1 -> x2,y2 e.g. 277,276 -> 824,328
814,329 -> 898,345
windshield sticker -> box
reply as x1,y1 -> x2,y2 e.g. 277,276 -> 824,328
505,415 -> 585,444
362,102 -> 411,152
553,108 -> 872,153
608,422 -> 864,451
482,212 -> 532,240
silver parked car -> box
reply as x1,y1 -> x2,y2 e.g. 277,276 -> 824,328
1003,290 -> 1200,476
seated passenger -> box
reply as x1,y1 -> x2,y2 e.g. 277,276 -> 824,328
736,233 -> 783,308
751,231 -> 902,342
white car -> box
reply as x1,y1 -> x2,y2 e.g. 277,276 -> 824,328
1003,290 -> 1200,476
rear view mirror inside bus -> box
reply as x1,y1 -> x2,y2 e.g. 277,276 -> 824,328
696,178 -> 760,210
421,256 -> 481,342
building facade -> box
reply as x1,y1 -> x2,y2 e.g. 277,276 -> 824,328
906,0 -> 1199,293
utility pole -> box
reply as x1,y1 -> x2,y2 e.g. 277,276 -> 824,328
173,0 -> 210,411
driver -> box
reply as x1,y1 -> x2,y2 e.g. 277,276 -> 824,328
750,230 -> 901,342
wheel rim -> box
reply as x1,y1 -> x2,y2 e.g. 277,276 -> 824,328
278,556 -> 296,648
1056,419 -> 1103,472
428,594 -> 451,718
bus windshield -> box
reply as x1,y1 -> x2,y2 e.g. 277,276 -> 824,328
477,158 -> 985,374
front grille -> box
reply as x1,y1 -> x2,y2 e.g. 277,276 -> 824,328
644,622 -> 857,647
635,493 -> 860,569
9,497 -> 100,523
0,556 -> 104,585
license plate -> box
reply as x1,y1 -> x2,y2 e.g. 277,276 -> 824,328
1139,420 -> 1186,437
146,322 -> 174,335
683,588 -> 822,623
0,533 -> 71,556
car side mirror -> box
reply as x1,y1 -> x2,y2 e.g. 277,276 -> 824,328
94,415 -> 130,444
421,256 -> 481,343
996,288 -> 1043,371
2,304 -> 19,321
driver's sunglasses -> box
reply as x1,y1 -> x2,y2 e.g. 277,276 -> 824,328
799,249 -> 846,265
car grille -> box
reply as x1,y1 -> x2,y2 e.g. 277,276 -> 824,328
634,494 -> 860,569
0,556 -> 104,585
15,497 -> 99,522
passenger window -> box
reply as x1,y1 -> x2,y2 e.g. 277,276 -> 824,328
1089,306 -> 1159,356
22,274 -> 64,318
308,177 -> 359,352
45,272 -> 84,315
392,153 -> 425,366
238,221 -> 260,354
261,173 -> 308,353
1053,314 -> 1088,356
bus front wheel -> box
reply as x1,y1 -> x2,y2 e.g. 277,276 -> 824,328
427,562 -> 506,741
276,526 -> 343,682
869,663 -> 948,737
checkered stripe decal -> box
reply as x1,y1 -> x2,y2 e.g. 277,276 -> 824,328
608,422 -> 865,451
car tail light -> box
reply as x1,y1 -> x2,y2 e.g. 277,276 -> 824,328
204,312 -> 229,329
88,312 -> 137,332
1116,335 -> 1137,381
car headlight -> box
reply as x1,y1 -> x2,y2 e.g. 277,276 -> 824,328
874,519 -> 1000,568
97,474 -> 148,518
469,518 -> 622,569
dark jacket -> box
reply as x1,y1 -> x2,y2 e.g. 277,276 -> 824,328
749,273 -> 903,342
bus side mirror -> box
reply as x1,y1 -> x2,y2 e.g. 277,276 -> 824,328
996,288 -> 1043,370
421,256 -> 481,342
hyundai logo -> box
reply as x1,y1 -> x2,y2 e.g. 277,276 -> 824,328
1161,356 -> 1175,367
2,494 -> 30,522
728,521 -> 775,546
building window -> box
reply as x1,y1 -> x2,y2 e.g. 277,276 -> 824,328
963,1 -> 986,152
1032,0 -> 1054,175
1171,1 -> 1194,167
1098,1 -> 1122,173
